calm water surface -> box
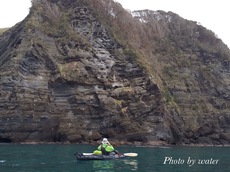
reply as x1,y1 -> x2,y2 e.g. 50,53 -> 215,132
0,144 -> 229,172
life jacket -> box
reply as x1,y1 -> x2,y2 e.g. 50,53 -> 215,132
101,144 -> 109,155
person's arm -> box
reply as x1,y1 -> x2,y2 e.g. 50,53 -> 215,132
98,145 -> 102,150
105,145 -> 114,152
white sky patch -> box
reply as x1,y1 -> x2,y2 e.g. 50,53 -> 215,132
131,11 -> 148,23
109,8 -> 116,18
165,15 -> 172,23
0,0 -> 31,28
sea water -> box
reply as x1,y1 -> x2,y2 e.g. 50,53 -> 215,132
0,144 -> 229,172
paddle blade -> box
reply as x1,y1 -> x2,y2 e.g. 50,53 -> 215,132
83,153 -> 93,156
124,153 -> 138,157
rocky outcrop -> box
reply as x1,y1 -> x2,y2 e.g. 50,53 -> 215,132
0,0 -> 175,144
0,0 -> 230,145
131,10 -> 230,145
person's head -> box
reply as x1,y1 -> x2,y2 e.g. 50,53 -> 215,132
102,138 -> 109,144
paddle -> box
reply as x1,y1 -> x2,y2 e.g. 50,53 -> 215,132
123,153 -> 138,157
83,153 -> 94,156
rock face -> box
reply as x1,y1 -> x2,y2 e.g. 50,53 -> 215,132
130,10 -> 230,145
0,0 -> 230,145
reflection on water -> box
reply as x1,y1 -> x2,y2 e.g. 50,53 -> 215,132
123,159 -> 138,171
92,159 -> 138,172
93,160 -> 115,172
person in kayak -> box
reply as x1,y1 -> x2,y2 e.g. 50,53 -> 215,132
93,138 -> 115,155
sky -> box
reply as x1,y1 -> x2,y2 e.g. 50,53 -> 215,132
0,0 -> 229,48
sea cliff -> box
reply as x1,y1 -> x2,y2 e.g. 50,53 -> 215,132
0,0 -> 230,145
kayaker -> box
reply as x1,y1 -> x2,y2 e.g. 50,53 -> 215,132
93,138 -> 115,155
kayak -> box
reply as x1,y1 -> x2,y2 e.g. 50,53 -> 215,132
75,153 -> 126,160
75,152 -> 138,160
